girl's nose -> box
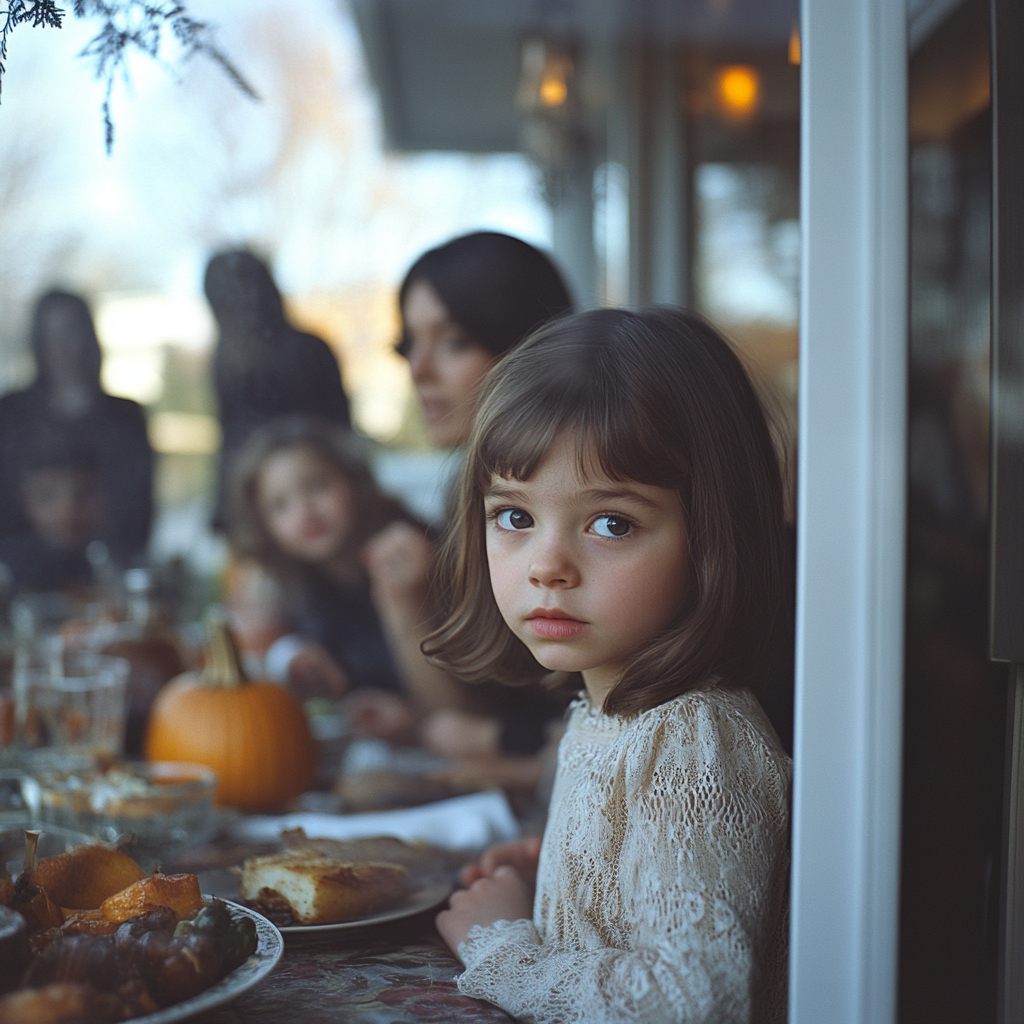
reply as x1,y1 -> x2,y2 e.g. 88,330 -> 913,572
528,536 -> 580,589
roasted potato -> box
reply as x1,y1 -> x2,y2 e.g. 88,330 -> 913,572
31,846 -> 146,911
0,982 -> 123,1024
60,910 -> 121,937
100,873 -> 203,924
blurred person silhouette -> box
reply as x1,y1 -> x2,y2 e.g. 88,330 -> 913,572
225,417 -> 412,707
0,428 -> 105,591
0,290 -> 153,569
364,232 -> 574,765
206,250 -> 351,531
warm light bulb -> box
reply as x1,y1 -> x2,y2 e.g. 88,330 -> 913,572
715,65 -> 760,119
789,24 -> 801,65
540,73 -> 568,107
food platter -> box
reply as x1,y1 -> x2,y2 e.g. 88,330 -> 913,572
276,877 -> 452,937
119,901 -> 283,1024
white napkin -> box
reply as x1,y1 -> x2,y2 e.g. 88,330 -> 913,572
231,789 -> 520,851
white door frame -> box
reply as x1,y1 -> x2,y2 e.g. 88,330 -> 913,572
789,3 -> 908,1022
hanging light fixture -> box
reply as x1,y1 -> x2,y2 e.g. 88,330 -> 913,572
516,36 -> 588,189
789,23 -> 802,65
518,38 -> 576,114
713,64 -> 761,121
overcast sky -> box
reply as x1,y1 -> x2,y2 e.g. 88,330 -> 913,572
0,0 -> 551,383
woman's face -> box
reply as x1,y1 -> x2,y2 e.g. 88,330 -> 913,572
257,448 -> 354,565
401,280 -> 497,448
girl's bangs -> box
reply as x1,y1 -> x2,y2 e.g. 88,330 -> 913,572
474,376 -> 684,492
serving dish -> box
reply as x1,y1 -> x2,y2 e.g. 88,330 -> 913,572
1,826 -> 283,1022
120,902 -> 282,1024
22,762 -> 217,865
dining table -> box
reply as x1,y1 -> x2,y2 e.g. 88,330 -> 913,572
188,907 -> 515,1024
170,836 -> 519,1024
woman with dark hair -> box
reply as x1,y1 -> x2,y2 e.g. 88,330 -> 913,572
395,231 -> 573,448
206,250 -> 351,530
0,290 -> 153,572
364,232 -> 573,758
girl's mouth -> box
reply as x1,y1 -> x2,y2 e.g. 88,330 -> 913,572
526,612 -> 588,640
298,522 -> 331,542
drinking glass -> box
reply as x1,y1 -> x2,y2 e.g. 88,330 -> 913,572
16,653 -> 129,770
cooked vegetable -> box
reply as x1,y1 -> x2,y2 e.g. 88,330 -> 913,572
144,931 -> 221,1006
0,982 -> 124,1024
100,873 -> 204,923
11,877 -> 63,935
59,910 -> 120,937
0,905 -> 30,995
23,935 -> 120,990
1,835 -> 262,1021
31,846 -> 146,911
175,899 -> 258,972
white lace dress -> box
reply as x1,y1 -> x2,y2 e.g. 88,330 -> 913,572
457,684 -> 792,1024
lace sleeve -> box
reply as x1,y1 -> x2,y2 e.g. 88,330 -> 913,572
455,693 -> 791,1024
458,916 -> 752,1024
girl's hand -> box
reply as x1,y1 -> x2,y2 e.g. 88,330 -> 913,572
287,644 -> 349,698
461,835 -> 543,887
342,689 -> 419,743
363,522 -> 433,613
436,866 -> 533,956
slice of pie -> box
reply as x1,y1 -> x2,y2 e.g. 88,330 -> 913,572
238,851 -> 409,925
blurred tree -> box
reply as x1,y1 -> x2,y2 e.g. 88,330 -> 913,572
0,0 -> 255,149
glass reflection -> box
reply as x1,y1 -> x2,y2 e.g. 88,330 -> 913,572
900,2 -> 1005,1020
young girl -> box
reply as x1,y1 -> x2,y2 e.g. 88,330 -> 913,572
227,417 -> 411,705
429,308 -> 793,1023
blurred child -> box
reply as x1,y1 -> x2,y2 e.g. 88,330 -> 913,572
227,417 -> 413,708
0,290 -> 153,564
0,432 -> 105,592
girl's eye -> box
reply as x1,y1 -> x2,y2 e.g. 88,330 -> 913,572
592,515 -> 633,538
495,508 -> 533,531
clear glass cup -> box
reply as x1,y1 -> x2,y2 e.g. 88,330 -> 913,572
23,761 -> 217,868
15,653 -> 129,770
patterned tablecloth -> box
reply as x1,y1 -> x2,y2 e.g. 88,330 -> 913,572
172,844 -> 517,1024
192,909 -> 516,1024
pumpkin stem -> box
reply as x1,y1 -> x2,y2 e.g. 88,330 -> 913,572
22,830 -> 40,878
203,610 -> 246,687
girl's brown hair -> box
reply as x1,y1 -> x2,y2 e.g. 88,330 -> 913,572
423,307 -> 789,718
228,417 -> 409,579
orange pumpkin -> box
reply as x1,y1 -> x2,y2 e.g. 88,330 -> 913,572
144,613 -> 316,812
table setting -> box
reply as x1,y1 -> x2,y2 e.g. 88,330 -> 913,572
0,587 -> 525,1024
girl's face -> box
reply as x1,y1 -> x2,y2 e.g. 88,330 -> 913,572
484,433 -> 689,708
401,280 -> 497,448
257,447 -> 354,565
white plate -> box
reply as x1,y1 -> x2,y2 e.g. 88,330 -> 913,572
124,902 -> 283,1024
277,877 -> 453,936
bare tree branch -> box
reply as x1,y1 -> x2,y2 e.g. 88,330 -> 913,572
1,1 -> 64,96
1,0 -> 258,151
